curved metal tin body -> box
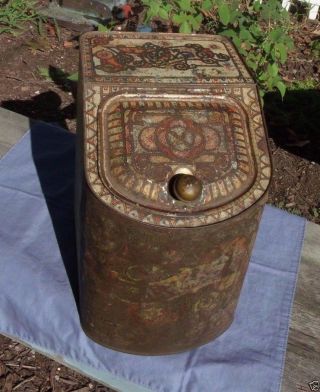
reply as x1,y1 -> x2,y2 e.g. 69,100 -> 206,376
76,32 -> 272,355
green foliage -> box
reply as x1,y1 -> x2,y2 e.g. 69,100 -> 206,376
288,78 -> 319,90
141,0 -> 295,98
0,0 -> 43,35
97,21 -> 116,32
311,39 -> 320,59
142,0 -> 203,33
37,66 -> 78,86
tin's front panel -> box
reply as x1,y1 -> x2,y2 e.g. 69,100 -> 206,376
100,94 -> 255,212
83,83 -> 270,228
77,32 -> 272,354
79,190 -> 265,355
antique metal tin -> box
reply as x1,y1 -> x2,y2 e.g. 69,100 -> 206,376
76,32 -> 272,355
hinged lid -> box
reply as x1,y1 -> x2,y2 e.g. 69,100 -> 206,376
80,32 -> 271,227
81,32 -> 252,84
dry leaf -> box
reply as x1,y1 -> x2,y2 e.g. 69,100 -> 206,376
3,373 -> 14,392
0,361 -> 6,377
63,41 -> 73,49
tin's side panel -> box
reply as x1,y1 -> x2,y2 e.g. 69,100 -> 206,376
75,77 -> 86,298
79,189 -> 266,355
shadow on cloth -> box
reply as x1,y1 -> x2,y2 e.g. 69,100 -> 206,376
2,91 -> 76,131
29,119 -> 80,310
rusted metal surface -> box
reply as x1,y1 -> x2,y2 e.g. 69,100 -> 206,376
76,32 -> 272,355
80,190 -> 266,355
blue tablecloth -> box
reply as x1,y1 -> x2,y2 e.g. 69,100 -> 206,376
0,122 -> 305,392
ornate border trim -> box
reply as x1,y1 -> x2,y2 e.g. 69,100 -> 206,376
98,93 -> 255,213
80,32 -> 252,85
83,84 -> 271,227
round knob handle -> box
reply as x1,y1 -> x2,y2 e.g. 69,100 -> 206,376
171,174 -> 203,202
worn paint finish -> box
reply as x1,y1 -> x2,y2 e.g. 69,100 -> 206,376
76,32 -> 272,354
79,190 -> 265,355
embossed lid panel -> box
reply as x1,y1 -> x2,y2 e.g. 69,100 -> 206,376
99,93 -> 255,213
81,32 -> 252,84
81,32 -> 271,227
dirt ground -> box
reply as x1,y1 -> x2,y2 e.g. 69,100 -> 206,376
0,5 -> 319,391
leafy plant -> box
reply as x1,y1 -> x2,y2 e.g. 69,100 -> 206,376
141,0 -> 294,98
288,78 -> 319,90
217,0 -> 294,99
311,39 -> 320,59
142,0 -> 203,33
37,66 -> 78,89
0,0 -> 43,35
97,21 -> 116,32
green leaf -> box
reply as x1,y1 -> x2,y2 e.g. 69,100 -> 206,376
239,28 -> 253,42
172,13 -> 185,24
249,24 -> 262,38
253,1 -> 261,12
247,59 -> 258,71
97,23 -> 108,32
270,63 -> 279,77
246,54 -> 259,71
259,71 -> 268,81
220,29 -> 237,39
145,9 -> 154,22
195,14 -> 203,23
178,0 -> 191,12
189,14 -> 203,30
270,28 -> 283,43
259,89 -> 265,105
151,2 -> 160,14
229,8 -> 240,24
159,8 -> 169,20
172,14 -> 183,24
232,36 -> 242,50
179,21 -> 192,33
37,66 -> 50,80
276,81 -> 286,99
262,41 -> 271,54
276,43 -> 287,63
202,0 -> 212,11
218,4 -> 231,25
286,37 -> 294,50
67,72 -> 79,81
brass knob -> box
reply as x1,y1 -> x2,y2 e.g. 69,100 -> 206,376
170,174 -> 203,202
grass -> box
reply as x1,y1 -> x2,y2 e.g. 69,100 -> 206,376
288,78 -> 320,90
0,0 -> 42,35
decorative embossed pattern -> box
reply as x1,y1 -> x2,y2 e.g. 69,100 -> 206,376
77,32 -> 272,354
84,84 -> 271,226
94,41 -> 233,73
80,189 -> 265,354
81,32 -> 271,227
80,32 -> 252,84
100,95 -> 255,212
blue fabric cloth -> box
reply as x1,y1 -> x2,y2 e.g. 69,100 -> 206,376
137,25 -> 153,33
0,122 -> 305,392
